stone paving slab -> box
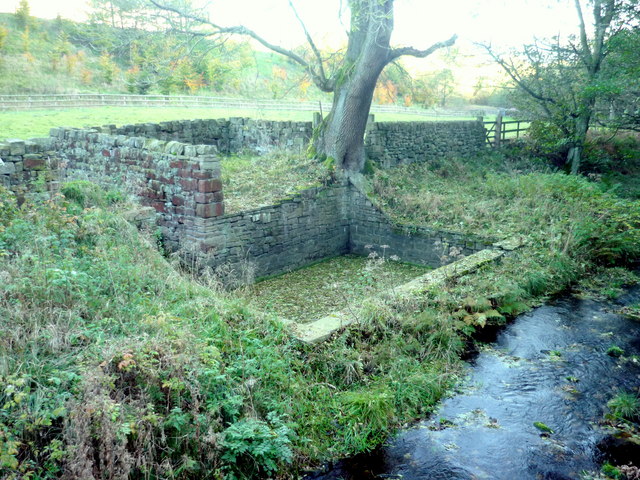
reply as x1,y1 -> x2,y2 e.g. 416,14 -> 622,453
290,246 -> 513,344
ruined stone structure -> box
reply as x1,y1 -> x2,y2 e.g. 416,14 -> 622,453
1,117 -> 493,284
364,120 -> 487,168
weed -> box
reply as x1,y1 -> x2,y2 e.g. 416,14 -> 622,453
607,392 -> 640,422
607,346 -> 625,358
602,462 -> 625,480
220,149 -> 331,213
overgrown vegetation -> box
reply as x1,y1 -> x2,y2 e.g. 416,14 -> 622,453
0,183 -> 463,478
245,254 -> 430,323
370,152 -> 640,266
221,150 -> 331,213
1,144 -> 639,478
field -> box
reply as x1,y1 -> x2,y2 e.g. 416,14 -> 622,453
0,106 -> 491,141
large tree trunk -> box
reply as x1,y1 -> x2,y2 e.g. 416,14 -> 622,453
313,0 -> 393,173
316,60 -> 386,172
150,0 -> 455,174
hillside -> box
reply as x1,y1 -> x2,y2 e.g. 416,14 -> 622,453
0,11 -> 326,101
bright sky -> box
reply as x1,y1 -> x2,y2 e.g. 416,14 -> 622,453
0,0 -> 579,93
1,0 -> 577,48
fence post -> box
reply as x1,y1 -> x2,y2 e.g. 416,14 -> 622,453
494,111 -> 503,148
313,112 -> 322,128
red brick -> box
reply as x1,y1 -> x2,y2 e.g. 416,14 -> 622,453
197,179 -> 222,193
151,201 -> 166,213
102,149 -> 111,157
195,202 -> 224,217
180,179 -> 198,191
196,203 -> 216,218
170,160 -> 184,169
194,192 -> 213,204
144,188 -> 164,200
171,195 -> 185,206
192,171 -> 212,179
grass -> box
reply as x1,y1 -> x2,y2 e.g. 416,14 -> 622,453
607,392 -> 640,422
221,150 -> 331,213
0,106 -> 491,141
243,254 -> 431,323
368,153 -> 640,263
0,183 -> 464,479
1,149 -> 639,479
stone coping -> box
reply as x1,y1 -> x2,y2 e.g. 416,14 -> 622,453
288,239 -> 523,344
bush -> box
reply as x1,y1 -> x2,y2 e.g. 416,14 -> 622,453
220,413 -> 295,479
60,180 -> 122,209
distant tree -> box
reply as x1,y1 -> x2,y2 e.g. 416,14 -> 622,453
484,0 -> 639,174
598,27 -> 640,131
20,26 -> 30,54
374,61 -> 412,105
411,69 -> 456,108
14,0 -> 31,30
150,0 -> 456,173
0,26 -> 8,52
89,0 -> 150,29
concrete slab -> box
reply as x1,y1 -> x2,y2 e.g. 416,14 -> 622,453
290,247 -> 509,344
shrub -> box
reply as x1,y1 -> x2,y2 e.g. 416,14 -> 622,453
60,180 -> 122,209
220,413 -> 295,480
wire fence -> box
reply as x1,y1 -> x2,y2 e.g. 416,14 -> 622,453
0,93 -> 494,118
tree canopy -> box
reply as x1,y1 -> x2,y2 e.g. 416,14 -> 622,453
484,0 -> 640,174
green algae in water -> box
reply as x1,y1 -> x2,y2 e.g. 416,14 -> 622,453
244,254 -> 431,323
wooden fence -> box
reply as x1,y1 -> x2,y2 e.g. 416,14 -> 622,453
0,93 -> 492,119
483,114 -> 529,146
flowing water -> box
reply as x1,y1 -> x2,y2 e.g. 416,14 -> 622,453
308,288 -> 640,480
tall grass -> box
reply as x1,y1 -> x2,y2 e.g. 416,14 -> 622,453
0,184 -> 465,479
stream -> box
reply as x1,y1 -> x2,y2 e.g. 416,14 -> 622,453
307,288 -> 640,480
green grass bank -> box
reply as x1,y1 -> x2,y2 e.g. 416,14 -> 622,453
1,149 -> 639,479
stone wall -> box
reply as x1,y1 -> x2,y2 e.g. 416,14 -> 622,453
48,127 -> 225,251
195,180 -> 494,285
3,119 -> 494,287
1,129 -> 226,253
102,117 -> 487,164
0,139 -> 53,192
108,118 -> 313,155
364,120 -> 487,168
197,185 -> 350,284
347,185 -> 494,264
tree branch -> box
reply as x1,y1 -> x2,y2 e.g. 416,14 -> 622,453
149,0 -> 334,92
388,34 -> 458,61
288,0 -> 331,90
574,0 -> 594,67
480,43 -> 558,107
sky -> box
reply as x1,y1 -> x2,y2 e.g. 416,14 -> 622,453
0,0 -> 579,93
1,0 -> 578,49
